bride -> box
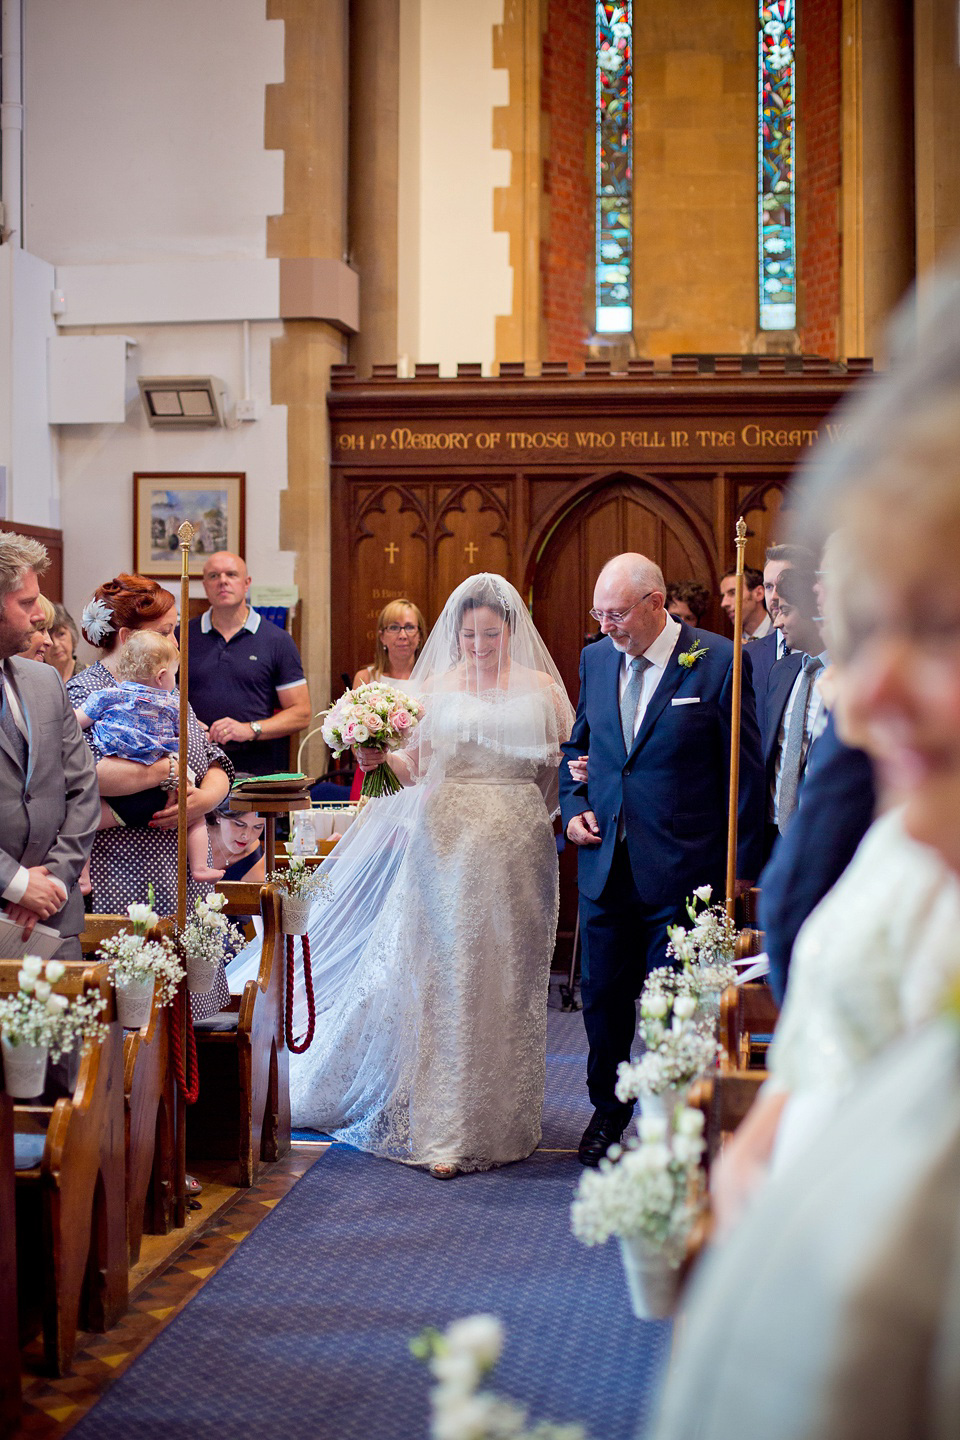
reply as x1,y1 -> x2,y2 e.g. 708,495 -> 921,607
231,574 -> 573,1177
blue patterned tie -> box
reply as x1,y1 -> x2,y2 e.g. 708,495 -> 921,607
620,656 -> 651,750
0,673 -> 27,772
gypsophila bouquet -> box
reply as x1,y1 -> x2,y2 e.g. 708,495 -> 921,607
266,857 -> 333,902
666,885 -> 738,996
0,957 -> 109,1061
571,1109 -> 706,1266
411,1315 -> 588,1440
638,966 -> 699,1049
178,892 -> 246,971
321,681 -> 424,799
96,891 -> 185,1009
616,1020 -> 720,1100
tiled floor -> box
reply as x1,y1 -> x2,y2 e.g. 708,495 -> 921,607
11,1145 -> 324,1439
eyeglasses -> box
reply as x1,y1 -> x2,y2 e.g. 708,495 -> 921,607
589,592 -> 656,625
382,623 -> 419,636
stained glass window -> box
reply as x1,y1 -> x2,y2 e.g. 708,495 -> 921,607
759,2 -> 796,330
596,3 -> 632,335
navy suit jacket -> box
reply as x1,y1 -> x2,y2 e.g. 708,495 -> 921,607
758,711 -> 876,1005
747,633 -> 779,740
763,651 -> 803,791
559,623 -> 765,905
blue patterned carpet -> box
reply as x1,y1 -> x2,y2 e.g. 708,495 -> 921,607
71,993 -> 671,1439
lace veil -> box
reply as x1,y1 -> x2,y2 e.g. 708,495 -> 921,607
226,573 -> 573,1037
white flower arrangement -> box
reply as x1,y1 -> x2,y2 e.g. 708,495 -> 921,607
616,1020 -> 720,1100
411,1315 -> 588,1440
665,885 -> 738,996
96,895 -> 185,1009
177,892 -> 246,972
0,957 -> 109,1060
571,1109 -> 706,1267
321,681 -> 424,799
266,857 -> 333,902
80,595 -> 115,647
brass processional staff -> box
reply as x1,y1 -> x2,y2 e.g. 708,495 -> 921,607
725,516 -> 748,920
176,521 -> 194,929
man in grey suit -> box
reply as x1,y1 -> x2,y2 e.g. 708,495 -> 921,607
0,532 -> 99,958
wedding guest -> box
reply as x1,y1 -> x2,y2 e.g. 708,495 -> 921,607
67,573 -> 232,1017
749,543 -> 816,709
353,598 -> 426,687
718,566 -> 770,641
654,277 -> 960,1440
21,592 -> 55,662
762,566 -> 825,856
45,603 -> 82,682
187,551 -> 310,778
559,553 -> 764,1166
206,787 -> 266,884
665,581 -> 710,628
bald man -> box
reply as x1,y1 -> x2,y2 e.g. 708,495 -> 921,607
186,552 -> 311,777
559,553 -> 764,1165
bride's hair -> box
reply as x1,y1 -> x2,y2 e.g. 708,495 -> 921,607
455,592 -> 511,630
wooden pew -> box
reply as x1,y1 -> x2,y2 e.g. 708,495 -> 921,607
80,916 -> 178,1264
720,981 -> 779,1073
3,961 -> 127,1376
187,883 -> 291,1186
0,1091 -> 20,1436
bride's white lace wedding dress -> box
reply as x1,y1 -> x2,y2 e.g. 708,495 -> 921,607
285,684 -> 569,1171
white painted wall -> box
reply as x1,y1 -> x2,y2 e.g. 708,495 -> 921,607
57,320 -> 288,656
0,245 -> 59,527
398,0 -> 512,373
23,0 -> 284,264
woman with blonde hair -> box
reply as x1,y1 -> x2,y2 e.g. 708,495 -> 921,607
353,597 -> 426,687
22,592 -> 55,662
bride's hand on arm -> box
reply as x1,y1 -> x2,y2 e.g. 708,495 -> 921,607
710,1085 -> 788,1238
567,756 -> 588,784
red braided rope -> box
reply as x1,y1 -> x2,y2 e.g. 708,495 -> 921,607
285,932 -> 316,1054
170,981 -> 200,1103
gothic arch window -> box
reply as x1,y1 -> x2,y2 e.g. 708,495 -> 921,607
595,3 -> 633,335
759,2 -> 797,330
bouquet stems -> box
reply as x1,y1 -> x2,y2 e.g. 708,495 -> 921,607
360,759 -> 403,798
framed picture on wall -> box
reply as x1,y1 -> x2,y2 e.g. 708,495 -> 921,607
133,472 -> 245,578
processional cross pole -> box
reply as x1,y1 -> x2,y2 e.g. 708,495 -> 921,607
725,516 -> 747,921
176,521 -> 195,931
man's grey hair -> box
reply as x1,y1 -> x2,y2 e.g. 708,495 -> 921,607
0,531 -> 49,602
599,553 -> 666,598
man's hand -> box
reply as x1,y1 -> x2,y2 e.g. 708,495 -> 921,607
208,716 -> 257,746
566,810 -> 602,846
149,780 -> 205,829
7,867 -> 67,936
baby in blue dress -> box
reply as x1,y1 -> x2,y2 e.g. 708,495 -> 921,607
74,630 -> 223,882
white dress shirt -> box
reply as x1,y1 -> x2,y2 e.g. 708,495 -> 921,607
617,612 -> 682,740
745,612 -> 774,642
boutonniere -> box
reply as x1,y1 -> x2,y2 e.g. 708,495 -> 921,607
678,638 -> 709,669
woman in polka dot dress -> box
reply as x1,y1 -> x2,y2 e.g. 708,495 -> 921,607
68,574 -> 234,1018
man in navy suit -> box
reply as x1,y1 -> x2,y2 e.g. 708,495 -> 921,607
559,553 -> 765,1165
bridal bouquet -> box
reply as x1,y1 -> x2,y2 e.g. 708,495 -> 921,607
321,681 -> 424,799
571,1108 -> 706,1268
411,1314 -> 588,1440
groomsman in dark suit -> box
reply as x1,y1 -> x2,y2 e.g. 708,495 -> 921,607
559,553 -> 764,1165
762,568 -> 826,860
0,533 -> 99,956
750,543 -> 816,734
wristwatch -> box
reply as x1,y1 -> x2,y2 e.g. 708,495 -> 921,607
250,721 -> 263,739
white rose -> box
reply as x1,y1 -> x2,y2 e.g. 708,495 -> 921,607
352,724 -> 369,744
638,1115 -> 668,1144
643,994 -> 669,1020
693,884 -> 713,903
676,1106 -> 705,1136
673,995 -> 696,1020
21,955 -> 43,977
33,980 -> 51,1001
44,960 -> 66,984
46,993 -> 69,1013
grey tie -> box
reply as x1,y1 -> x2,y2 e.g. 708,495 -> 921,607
0,674 -> 27,772
778,654 -> 824,833
620,655 -> 651,750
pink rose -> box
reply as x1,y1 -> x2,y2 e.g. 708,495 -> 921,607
389,707 -> 413,731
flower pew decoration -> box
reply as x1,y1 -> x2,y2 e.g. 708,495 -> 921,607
321,681 -> 424,799
616,1023 -> 720,1119
266,857 -> 333,936
411,1313 -> 588,1440
96,887 -> 185,1029
666,885 -> 738,1020
0,956 -> 110,1098
571,1107 -> 707,1318
178,892 -> 247,996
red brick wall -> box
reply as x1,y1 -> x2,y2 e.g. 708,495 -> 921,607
541,0 -> 595,364
798,0 -> 843,356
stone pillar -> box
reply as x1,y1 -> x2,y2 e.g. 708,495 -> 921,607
267,0 -> 350,765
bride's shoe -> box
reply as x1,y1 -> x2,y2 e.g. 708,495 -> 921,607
429,1162 -> 459,1179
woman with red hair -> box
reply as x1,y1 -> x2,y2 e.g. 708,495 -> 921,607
67,573 -> 233,1015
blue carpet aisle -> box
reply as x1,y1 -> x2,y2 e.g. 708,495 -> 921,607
71,995 -> 672,1440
